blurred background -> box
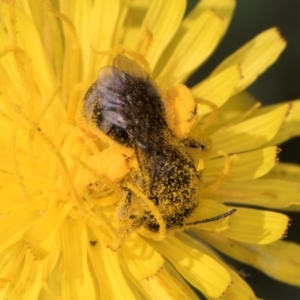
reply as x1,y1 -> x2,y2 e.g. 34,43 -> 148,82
187,0 -> 300,299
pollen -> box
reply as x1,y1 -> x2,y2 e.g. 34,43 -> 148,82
0,1 -> 299,299
162,83 -> 196,139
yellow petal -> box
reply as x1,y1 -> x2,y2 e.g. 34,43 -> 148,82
208,103 -> 289,158
267,100 -> 300,146
192,65 -> 241,115
200,233 -> 300,287
177,0 -> 235,38
203,91 -> 259,135
84,0 -> 121,77
119,249 -> 200,300
1,4 -> 55,93
19,1 -> 65,76
221,92 -> 258,114
266,162 -> 300,183
247,240 -> 300,287
59,1 -> 93,55
266,164 -> 300,208
48,5 -> 80,108
120,234 -> 164,280
147,235 -> 231,298
0,107 -> 34,149
24,200 -> 72,260
189,0 -> 236,29
0,241 -> 25,297
88,237 -> 136,299
0,208 -> 39,252
216,177 -> 300,209
204,146 -> 278,182
212,28 -> 286,94
139,0 -> 186,67
6,251 -> 42,299
187,199 -> 236,233
220,271 -> 257,300
122,1 -> 151,49
154,0 -> 235,84
221,207 -> 289,244
178,233 -> 257,300
163,260 -> 203,300
40,234 -> 62,297
0,183 -> 28,213
140,266 -> 199,300
155,9 -> 225,87
58,0 -> 92,33
60,219 -> 96,299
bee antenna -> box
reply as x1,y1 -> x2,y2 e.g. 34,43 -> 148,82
186,209 -> 236,226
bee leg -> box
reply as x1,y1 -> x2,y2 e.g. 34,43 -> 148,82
128,216 -> 147,233
118,186 -> 148,236
118,187 -> 130,217
182,138 -> 208,151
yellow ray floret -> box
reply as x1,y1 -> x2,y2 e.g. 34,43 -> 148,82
200,234 -> 300,287
148,235 -> 231,298
140,0 -> 186,66
156,9 -> 225,86
178,232 -> 257,300
204,146 -> 278,182
217,178 -> 300,209
192,65 -> 241,115
212,27 -> 286,94
220,208 -> 289,244
209,103 -> 290,157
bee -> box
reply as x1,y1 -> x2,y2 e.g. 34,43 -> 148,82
85,55 -> 235,235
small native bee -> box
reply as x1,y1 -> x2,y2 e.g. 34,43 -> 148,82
85,55 -> 235,235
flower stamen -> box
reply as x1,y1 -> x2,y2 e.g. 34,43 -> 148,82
195,97 -> 219,131
137,21 -> 153,56
11,103 -> 81,207
11,110 -> 32,201
0,242 -> 27,290
36,85 -> 61,124
44,2 -> 76,36
226,101 -> 262,129
41,280 -> 62,300
204,151 -> 239,195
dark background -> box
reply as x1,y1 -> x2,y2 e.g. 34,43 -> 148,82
187,1 -> 300,299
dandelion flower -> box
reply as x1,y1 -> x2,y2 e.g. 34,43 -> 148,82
1,1 -> 300,299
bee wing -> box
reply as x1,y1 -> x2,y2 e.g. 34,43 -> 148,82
87,55 -> 145,111
113,55 -> 160,99
113,55 -> 149,81
95,66 -> 136,129
84,81 -> 114,131
133,146 -> 157,193
136,145 -> 168,178
96,57 -> 162,130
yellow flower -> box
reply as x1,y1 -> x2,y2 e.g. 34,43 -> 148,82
0,0 -> 300,299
